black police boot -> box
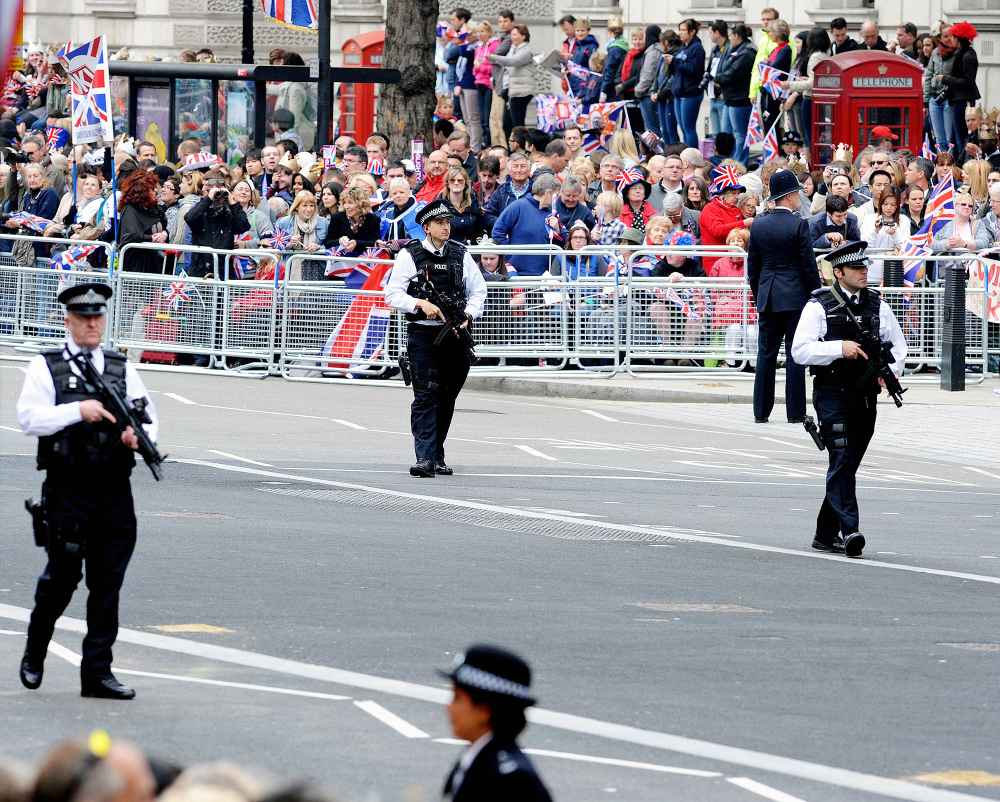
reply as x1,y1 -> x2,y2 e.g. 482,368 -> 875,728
81,673 -> 136,700
409,460 -> 435,478
434,461 -> 453,476
844,532 -> 866,559
811,534 -> 846,554
19,652 -> 43,690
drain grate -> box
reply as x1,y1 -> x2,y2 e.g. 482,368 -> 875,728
257,486 -> 699,544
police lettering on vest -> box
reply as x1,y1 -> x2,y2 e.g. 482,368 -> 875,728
36,349 -> 136,476
403,239 -> 468,322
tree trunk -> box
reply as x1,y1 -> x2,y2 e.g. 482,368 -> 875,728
378,0 -> 438,161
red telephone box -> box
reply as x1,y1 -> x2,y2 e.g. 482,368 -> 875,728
338,31 -> 385,143
810,51 -> 925,166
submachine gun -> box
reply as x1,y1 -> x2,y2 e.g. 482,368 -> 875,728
415,272 -> 478,362
70,352 -> 167,480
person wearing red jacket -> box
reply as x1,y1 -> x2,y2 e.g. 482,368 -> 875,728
700,166 -> 751,274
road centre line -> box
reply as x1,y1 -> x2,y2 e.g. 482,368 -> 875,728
0,425 -> 21,433
581,410 -> 620,422
353,700 -> 430,738
515,445 -> 559,461
332,418 -> 367,430
208,450 -> 274,468
432,738 -> 722,777
727,777 -> 809,802
0,604 -> 982,802
162,392 -> 198,405
170,459 -> 1000,587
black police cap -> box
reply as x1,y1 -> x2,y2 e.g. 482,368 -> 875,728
827,240 -> 870,270
58,282 -> 112,316
415,199 -> 453,227
438,644 -> 536,707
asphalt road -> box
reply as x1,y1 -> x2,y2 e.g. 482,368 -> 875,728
1,363 -> 999,802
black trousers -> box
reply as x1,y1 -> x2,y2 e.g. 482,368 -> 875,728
26,476 -> 137,679
754,309 -> 807,421
503,95 -> 533,140
408,324 -> 472,462
813,386 -> 877,541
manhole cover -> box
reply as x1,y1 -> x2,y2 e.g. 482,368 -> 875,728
937,642 -> 1000,653
632,602 -> 766,614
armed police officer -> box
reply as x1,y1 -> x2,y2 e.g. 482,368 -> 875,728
16,282 -> 159,699
791,241 -> 906,558
385,199 -> 487,478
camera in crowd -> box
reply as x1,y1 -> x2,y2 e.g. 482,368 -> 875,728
0,146 -> 30,165
210,186 -> 229,204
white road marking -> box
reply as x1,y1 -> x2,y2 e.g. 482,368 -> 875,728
432,738 -> 721,777
0,605 -> 981,802
964,465 -> 1000,481
582,410 -> 620,423
515,445 -> 559,461
974,515 -> 994,519
0,628 -> 24,635
169,460 -> 1000,587
981,556 -> 998,559
44,639 -> 352,700
163,392 -> 198,405
0,425 -> 22,433
207,450 -> 274,468
727,776 -> 809,802
882,512 -> 901,516
332,419 -> 367,430
354,700 -> 429,738
524,507 -> 604,518
758,437 -> 811,449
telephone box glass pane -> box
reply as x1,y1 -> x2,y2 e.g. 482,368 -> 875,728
175,78 -> 213,149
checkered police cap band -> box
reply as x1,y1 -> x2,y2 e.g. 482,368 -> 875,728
454,664 -> 534,701
829,251 -> 870,269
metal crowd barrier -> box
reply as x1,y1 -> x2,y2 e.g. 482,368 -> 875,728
0,238 -> 996,381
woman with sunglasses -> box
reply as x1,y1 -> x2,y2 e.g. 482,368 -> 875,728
439,167 -> 485,244
930,190 -> 990,282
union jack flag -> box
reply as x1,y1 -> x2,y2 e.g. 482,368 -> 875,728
56,37 -> 114,145
921,135 -> 935,161
744,103 -> 764,148
661,286 -> 702,320
761,118 -> 780,163
46,127 -> 69,150
24,77 -> 47,99
50,244 -> 99,271
900,176 -> 955,285
616,167 -> 645,194
368,157 -> 385,177
535,94 -> 582,133
578,101 -> 629,154
563,60 -> 601,98
162,272 -> 192,311
8,211 -> 51,233
267,227 -> 291,251
709,164 -> 743,194
261,0 -> 318,31
229,232 -> 256,279
759,63 -> 788,98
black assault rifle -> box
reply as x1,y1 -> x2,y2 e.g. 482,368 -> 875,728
70,353 -> 167,480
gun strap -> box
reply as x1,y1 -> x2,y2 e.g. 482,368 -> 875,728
827,283 -> 864,333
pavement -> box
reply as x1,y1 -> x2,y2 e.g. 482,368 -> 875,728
2,357 -> 1000,802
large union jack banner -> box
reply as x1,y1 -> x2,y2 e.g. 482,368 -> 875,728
56,37 -> 114,145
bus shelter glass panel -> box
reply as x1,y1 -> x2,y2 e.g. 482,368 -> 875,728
219,80 -> 255,161
175,78 -> 213,150
265,79 -> 317,150
110,76 -> 129,141
135,84 -> 170,163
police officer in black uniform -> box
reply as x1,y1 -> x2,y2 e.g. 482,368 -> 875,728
439,644 -> 553,802
15,282 -> 159,699
791,241 -> 906,558
385,199 -> 487,478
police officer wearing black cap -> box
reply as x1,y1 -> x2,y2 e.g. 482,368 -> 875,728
385,199 -> 487,478
791,241 -> 906,558
439,644 -> 552,802
747,168 -> 822,424
15,282 -> 159,699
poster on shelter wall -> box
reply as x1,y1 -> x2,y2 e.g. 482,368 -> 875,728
136,84 -> 170,163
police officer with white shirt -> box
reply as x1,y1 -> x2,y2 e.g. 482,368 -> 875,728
16,282 -> 158,700
385,199 -> 487,478
791,241 -> 906,558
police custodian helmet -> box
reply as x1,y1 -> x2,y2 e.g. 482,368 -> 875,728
58,282 -> 113,316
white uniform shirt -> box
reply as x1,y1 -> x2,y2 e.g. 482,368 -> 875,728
17,336 -> 159,442
385,238 -> 488,326
791,288 -> 907,378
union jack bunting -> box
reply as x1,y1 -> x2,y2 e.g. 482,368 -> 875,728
578,101 -> 629,154
46,126 -> 69,150
50,244 -> 99,271
162,272 -> 192,311
744,103 -> 764,148
759,63 -> 788,98
261,0 -> 318,31
56,37 -> 114,145
616,167 -> 645,194
709,164 -> 743,194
